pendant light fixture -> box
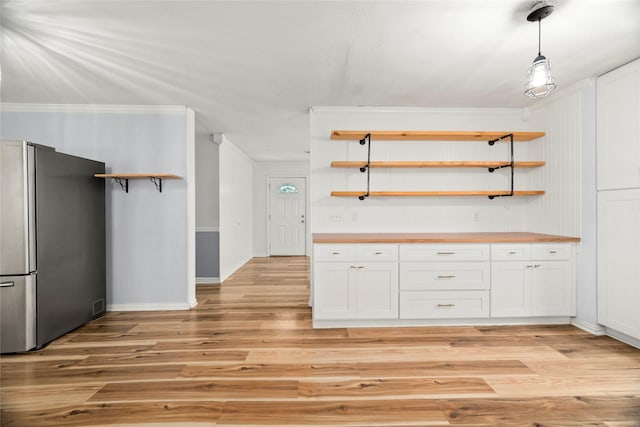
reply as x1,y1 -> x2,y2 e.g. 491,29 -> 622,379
524,1 -> 556,98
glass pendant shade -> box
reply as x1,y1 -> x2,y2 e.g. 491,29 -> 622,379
525,54 -> 556,98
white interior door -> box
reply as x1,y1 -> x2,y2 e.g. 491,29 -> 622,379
269,177 -> 306,256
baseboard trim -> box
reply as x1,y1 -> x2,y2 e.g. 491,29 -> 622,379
313,316 -> 573,329
571,318 -> 607,336
604,327 -> 640,349
196,277 -> 220,284
220,256 -> 252,282
107,302 -> 191,312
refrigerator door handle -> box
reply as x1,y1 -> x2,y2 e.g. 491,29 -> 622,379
0,281 -> 15,288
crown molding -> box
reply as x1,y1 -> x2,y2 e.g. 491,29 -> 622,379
0,103 -> 188,114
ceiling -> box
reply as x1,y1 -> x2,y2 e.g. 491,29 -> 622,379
1,0 -> 638,161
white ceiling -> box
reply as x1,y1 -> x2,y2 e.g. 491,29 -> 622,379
1,0 -> 639,161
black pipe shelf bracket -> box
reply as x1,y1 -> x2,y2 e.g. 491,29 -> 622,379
358,133 -> 372,200
487,133 -> 515,199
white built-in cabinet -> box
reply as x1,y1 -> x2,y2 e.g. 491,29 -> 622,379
596,59 -> 640,190
597,58 -> 640,342
313,244 -> 398,320
597,189 -> 640,338
313,242 -> 575,327
491,244 -> 574,317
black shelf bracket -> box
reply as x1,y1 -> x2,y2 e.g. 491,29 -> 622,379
149,177 -> 163,192
487,133 -> 515,200
358,133 -> 372,200
114,178 -> 129,193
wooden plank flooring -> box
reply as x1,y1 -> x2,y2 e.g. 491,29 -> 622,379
2,256 -> 640,426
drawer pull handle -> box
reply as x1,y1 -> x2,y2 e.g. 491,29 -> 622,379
437,275 -> 456,279
508,251 -> 518,255
350,265 -> 358,269
374,252 -> 383,255
350,266 -> 365,269
437,252 -> 455,255
526,264 -> 541,269
332,252 -> 341,255
0,281 -> 15,288
549,250 -> 558,254
437,304 -> 455,308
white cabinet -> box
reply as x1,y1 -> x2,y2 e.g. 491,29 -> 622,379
491,244 -> 574,317
399,244 -> 490,319
597,189 -> 640,339
596,59 -> 640,343
597,58 -> 640,190
313,244 -> 398,320
313,262 -> 356,320
313,240 -> 576,326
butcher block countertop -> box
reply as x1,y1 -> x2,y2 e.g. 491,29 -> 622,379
312,232 -> 581,244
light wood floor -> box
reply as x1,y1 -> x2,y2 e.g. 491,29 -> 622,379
2,256 -> 639,426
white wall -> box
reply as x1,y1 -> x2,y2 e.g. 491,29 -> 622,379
195,129 -> 220,229
310,107 -> 573,233
219,136 -> 253,281
0,104 -> 195,310
529,81 -> 599,330
253,161 -> 310,257
195,124 -> 220,282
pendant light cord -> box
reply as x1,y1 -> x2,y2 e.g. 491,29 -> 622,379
538,19 -> 542,55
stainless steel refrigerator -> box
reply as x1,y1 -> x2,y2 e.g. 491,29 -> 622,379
0,140 -> 106,353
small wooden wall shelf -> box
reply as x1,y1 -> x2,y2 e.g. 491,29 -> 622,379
94,173 -> 181,193
331,161 -> 546,169
331,191 -> 545,198
330,130 -> 545,141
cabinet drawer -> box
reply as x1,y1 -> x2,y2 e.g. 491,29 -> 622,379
314,244 -> 357,262
400,291 -> 490,319
531,244 -> 571,260
400,262 -> 490,290
400,244 -> 490,262
491,244 -> 531,261
356,244 -> 398,262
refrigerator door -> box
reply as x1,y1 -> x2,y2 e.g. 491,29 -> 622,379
0,141 -> 36,275
0,274 -> 36,353
34,147 -> 106,346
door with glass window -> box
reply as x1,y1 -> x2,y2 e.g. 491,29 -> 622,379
269,177 -> 306,255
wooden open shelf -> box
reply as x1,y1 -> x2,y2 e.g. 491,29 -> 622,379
331,191 -> 545,197
94,173 -> 181,193
331,161 -> 546,169
330,130 -> 545,142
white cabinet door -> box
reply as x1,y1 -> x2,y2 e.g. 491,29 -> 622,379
530,261 -> 573,316
491,261 -> 528,317
491,259 -> 573,318
597,58 -> 640,190
597,189 -> 640,338
313,263 -> 356,320
356,262 -> 398,319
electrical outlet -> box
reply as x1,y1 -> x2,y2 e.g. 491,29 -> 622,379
329,214 -> 344,222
